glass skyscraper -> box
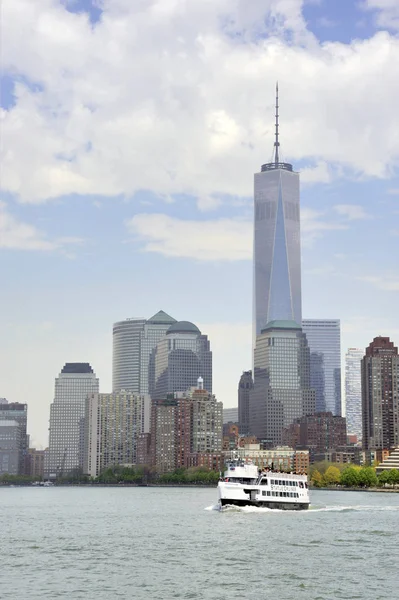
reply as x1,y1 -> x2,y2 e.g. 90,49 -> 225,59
113,310 -> 177,394
345,348 -> 363,443
302,319 -> 342,416
253,90 -> 302,337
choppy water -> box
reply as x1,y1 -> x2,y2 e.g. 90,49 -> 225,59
1,487 -> 398,599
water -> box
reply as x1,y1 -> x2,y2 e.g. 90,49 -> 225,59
1,487 -> 398,599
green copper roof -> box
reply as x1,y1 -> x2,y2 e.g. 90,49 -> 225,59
147,310 -> 177,325
167,321 -> 201,335
262,319 -> 302,331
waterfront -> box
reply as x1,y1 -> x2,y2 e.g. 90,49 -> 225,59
1,487 -> 398,600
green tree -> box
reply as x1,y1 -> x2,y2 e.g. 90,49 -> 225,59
323,466 -> 341,486
388,469 -> 399,486
377,470 -> 390,487
311,469 -> 323,487
341,466 -> 360,487
357,466 -> 378,488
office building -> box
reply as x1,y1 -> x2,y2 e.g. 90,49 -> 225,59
113,311 -> 177,395
362,336 -> 399,450
153,321 -> 212,398
249,320 -> 315,446
0,420 -> 21,475
253,84 -> 302,340
84,392 -> 151,478
302,319 -> 342,415
0,400 -> 28,474
345,348 -> 364,444
47,363 -> 99,478
27,448 -> 45,478
223,407 -> 238,424
238,370 -> 253,435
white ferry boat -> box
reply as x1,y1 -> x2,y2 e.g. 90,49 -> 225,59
218,458 -> 309,510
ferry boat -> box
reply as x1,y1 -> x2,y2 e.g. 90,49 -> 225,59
218,457 -> 309,510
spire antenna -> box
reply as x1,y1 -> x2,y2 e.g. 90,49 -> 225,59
274,81 -> 279,166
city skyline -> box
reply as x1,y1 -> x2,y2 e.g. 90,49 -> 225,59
1,1 -> 398,447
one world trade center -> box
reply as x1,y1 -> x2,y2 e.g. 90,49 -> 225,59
253,84 -> 302,337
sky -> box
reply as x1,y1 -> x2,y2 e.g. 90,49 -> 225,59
1,0 -> 399,447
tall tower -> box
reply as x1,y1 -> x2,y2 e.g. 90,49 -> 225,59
361,337 -> 399,450
47,363 -> 99,478
253,84 -> 302,338
345,348 -> 363,444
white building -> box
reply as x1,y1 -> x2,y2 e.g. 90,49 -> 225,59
46,363 -> 99,478
345,348 -> 363,444
84,392 -> 151,478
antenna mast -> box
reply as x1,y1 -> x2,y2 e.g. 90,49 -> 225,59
274,81 -> 279,166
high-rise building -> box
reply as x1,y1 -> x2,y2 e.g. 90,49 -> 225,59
345,348 -> 364,444
84,392 -> 151,478
47,363 -> 99,478
112,311 -> 177,394
0,420 -> 21,475
282,412 -> 347,456
223,407 -> 238,424
238,370 -> 253,435
361,336 -> 399,450
27,448 -> 45,478
302,319 -> 342,415
153,321 -> 212,398
249,320 -> 315,446
0,400 -> 28,474
253,84 -> 302,340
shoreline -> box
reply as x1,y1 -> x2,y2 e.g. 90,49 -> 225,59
310,486 -> 399,493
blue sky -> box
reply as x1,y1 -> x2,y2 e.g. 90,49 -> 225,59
1,0 -> 399,446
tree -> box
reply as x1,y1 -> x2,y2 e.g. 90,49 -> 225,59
323,466 -> 341,486
388,469 -> 399,486
378,470 -> 391,487
341,466 -> 360,487
357,466 -> 378,488
311,469 -> 323,487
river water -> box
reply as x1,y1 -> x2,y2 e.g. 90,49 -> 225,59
1,487 -> 398,599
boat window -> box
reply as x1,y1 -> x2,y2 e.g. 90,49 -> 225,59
262,491 -> 266,496
260,479 -> 268,486
267,491 -> 270,496
299,481 -> 303,488
278,480 -> 282,485
305,482 -> 308,488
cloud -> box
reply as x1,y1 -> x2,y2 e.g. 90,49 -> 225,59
333,204 -> 372,220
127,206 -> 348,260
2,1 -> 399,206
362,0 -> 399,30
387,188 -> 399,195
0,201 -> 83,251
357,274 -> 399,291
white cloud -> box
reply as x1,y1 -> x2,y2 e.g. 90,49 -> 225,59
362,0 -> 399,30
387,188 -> 399,195
2,0 -> 399,207
357,274 -> 399,291
0,201 -> 83,251
333,204 -> 372,220
127,206 -> 348,260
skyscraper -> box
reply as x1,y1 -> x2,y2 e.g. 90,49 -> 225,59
112,311 -> 176,394
302,319 -> 342,415
361,336 -> 399,450
249,321 -> 315,446
0,400 -> 28,474
47,363 -> 99,478
238,370 -> 253,435
253,84 -> 302,340
153,321 -> 212,398
345,348 -> 363,444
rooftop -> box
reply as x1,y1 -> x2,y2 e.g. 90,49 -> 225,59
261,320 -> 302,332
147,310 -> 177,325
167,321 -> 201,335
61,363 -> 94,374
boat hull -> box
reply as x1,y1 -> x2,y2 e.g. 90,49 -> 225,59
220,498 -> 309,511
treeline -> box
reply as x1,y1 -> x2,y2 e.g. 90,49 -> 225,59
310,461 -> 399,489
0,474 -> 42,486
57,465 -> 219,485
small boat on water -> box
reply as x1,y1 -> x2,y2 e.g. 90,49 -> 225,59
218,457 -> 310,510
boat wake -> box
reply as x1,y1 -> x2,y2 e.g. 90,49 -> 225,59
205,503 -> 399,513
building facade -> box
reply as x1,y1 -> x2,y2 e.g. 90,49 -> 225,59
84,392 -> 151,478
47,363 -> 99,478
253,87 -> 302,339
249,320 -> 315,446
0,420 -> 21,475
27,448 -> 45,478
282,412 -> 347,460
238,370 -> 253,435
223,446 -> 309,474
0,400 -> 28,474
302,319 -> 342,415
153,321 -> 212,399
362,336 -> 399,450
223,407 -> 238,424
112,311 -> 177,395
345,348 -> 364,444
